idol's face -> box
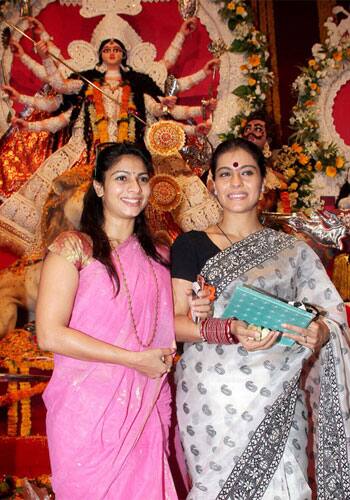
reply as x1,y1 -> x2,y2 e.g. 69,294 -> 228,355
100,40 -> 124,67
213,148 -> 263,215
94,154 -> 151,222
243,119 -> 267,150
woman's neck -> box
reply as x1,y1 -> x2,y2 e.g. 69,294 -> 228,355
104,217 -> 135,245
219,212 -> 263,240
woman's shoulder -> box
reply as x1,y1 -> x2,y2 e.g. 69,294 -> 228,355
48,231 -> 93,270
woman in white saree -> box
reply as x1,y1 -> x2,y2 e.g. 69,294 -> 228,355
171,138 -> 350,500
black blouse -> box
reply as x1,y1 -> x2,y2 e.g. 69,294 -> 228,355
171,231 -> 221,282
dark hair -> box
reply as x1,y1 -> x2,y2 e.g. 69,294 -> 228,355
98,39 -> 128,68
244,111 -> 280,149
80,142 -> 168,293
210,137 -> 266,178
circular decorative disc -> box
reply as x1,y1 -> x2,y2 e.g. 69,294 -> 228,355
149,174 -> 182,211
146,120 -> 186,157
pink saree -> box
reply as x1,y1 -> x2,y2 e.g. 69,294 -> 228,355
43,232 -> 179,499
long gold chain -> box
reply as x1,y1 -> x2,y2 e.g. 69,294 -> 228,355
114,248 -> 159,348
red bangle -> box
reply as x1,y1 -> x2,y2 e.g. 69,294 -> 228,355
199,318 -> 236,344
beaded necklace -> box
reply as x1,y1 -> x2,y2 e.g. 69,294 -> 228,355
114,248 -> 159,348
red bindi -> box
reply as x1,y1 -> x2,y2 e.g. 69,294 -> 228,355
232,162 -> 239,168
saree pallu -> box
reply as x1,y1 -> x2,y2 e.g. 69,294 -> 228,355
43,235 -> 178,500
176,228 -> 350,500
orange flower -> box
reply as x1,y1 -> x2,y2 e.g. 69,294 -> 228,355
333,51 -> 342,62
310,82 -> 317,90
326,166 -> 337,177
298,153 -> 310,165
227,1 -> 236,10
240,64 -> 248,71
248,77 -> 256,86
236,5 -> 246,16
248,54 -> 261,67
315,160 -> 322,171
336,156 -> 345,168
305,100 -> 315,107
308,59 -> 316,67
291,143 -> 302,154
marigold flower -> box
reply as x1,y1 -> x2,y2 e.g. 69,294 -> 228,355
305,100 -> 315,107
336,156 -> 345,168
333,51 -> 342,62
248,54 -> 261,67
315,160 -> 322,171
298,153 -> 310,165
236,5 -> 246,15
308,59 -> 316,67
289,182 -> 299,191
326,166 -> 337,177
291,143 -> 302,154
248,77 -> 256,86
240,64 -> 248,71
310,82 -> 317,90
307,164 -> 313,171
286,168 -> 296,178
227,1 -> 236,10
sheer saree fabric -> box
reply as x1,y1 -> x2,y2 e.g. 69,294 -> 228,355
43,231 -> 178,500
176,228 -> 350,500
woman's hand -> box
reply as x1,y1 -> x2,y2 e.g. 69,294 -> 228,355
9,40 -> 24,58
282,319 -> 330,352
187,288 -> 212,321
195,119 -> 212,136
232,321 -> 280,351
180,17 -> 197,36
130,347 -> 175,378
204,58 -> 220,76
159,95 -> 177,111
2,85 -> 19,102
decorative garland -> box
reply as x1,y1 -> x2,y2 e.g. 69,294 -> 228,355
85,82 -> 136,144
211,0 -> 273,138
0,329 -> 53,437
280,13 -> 348,209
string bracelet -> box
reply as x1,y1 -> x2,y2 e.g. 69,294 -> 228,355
199,318 -> 236,344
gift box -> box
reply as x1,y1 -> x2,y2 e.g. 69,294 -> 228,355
222,285 -> 315,346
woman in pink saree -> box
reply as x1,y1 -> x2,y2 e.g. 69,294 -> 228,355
36,142 -> 179,499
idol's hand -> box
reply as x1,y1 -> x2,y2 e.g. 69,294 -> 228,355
187,288 -> 212,320
1,85 -> 19,102
35,40 -> 49,59
232,321 -> 280,351
131,347 -> 175,378
203,98 -> 217,113
11,117 -> 28,129
195,119 -> 212,136
9,40 -> 24,58
159,95 -> 177,110
204,58 -> 220,76
282,319 -> 330,352
180,17 -> 197,36
25,16 -> 45,37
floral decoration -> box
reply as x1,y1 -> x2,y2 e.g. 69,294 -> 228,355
211,0 -> 273,138
0,329 -> 53,437
285,15 -> 349,209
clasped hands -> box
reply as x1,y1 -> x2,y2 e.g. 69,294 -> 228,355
189,289 -> 330,352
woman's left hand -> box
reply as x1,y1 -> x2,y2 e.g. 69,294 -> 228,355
282,319 -> 330,352
186,288 -> 212,320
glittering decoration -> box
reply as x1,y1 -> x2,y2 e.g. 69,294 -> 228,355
145,120 -> 185,157
149,174 -> 182,212
178,0 -> 198,19
208,38 -> 228,58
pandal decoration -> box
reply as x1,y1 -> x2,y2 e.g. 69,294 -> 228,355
149,174 -> 182,212
145,120 -> 186,157
0,329 -> 53,437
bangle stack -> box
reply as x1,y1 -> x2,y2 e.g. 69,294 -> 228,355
200,318 -> 236,344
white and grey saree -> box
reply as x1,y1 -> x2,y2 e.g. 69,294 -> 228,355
176,228 -> 350,500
